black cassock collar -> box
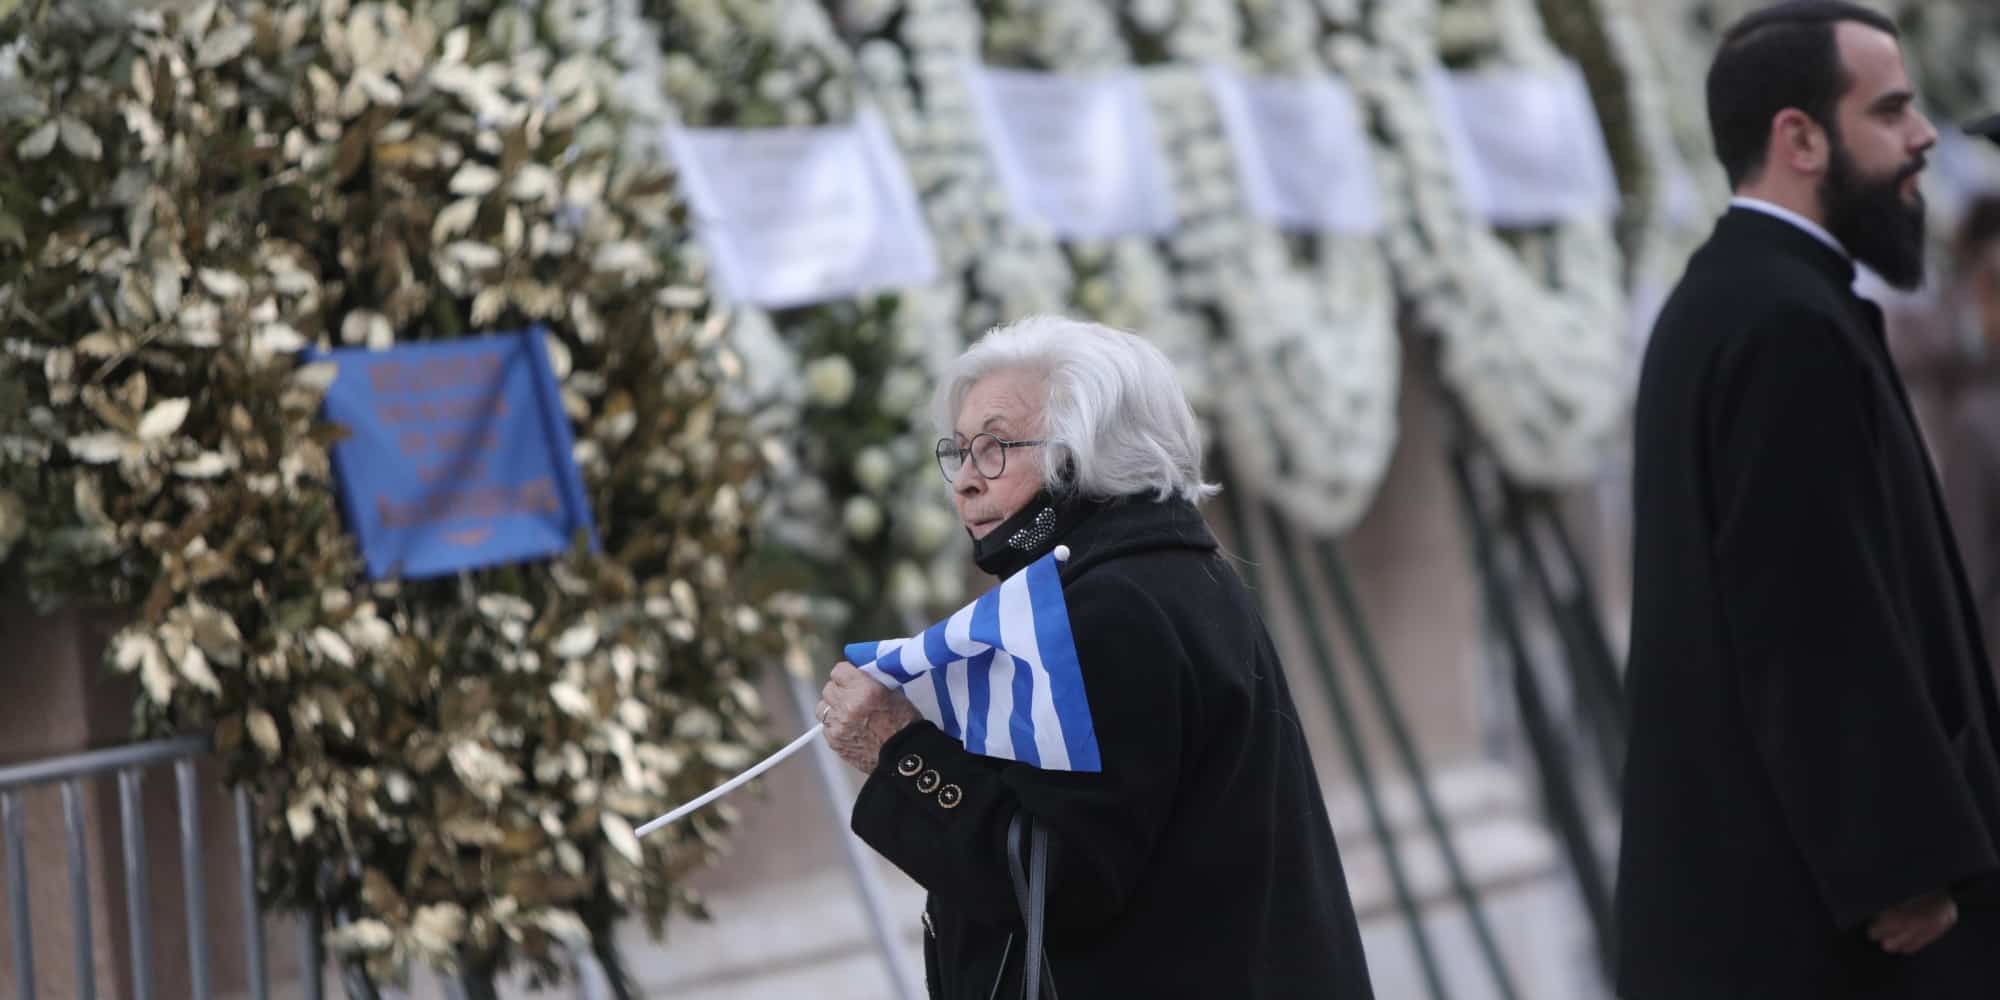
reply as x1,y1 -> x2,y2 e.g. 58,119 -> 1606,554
1717,207 -> 1859,296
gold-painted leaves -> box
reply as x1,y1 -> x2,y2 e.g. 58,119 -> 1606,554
5,0 -> 803,987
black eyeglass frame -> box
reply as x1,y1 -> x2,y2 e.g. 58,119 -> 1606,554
935,433 -> 1046,484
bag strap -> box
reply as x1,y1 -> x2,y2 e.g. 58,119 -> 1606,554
1006,813 -> 1053,1000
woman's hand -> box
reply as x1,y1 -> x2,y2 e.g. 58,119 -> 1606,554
818,661 -> 920,774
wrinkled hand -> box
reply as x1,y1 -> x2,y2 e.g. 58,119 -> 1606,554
818,662 -> 919,775
1868,891 -> 1958,955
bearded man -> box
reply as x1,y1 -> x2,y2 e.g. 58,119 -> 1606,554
1618,2 -> 2000,997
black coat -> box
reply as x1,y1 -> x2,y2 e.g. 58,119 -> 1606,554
1617,208 -> 2000,998
851,498 -> 1374,999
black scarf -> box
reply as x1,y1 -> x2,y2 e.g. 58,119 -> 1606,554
969,489 -> 1105,578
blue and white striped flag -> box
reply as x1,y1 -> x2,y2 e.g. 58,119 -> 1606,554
844,547 -> 1102,772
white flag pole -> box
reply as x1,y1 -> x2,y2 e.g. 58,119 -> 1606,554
635,722 -> 826,837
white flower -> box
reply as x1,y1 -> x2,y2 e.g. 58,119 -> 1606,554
756,69 -> 797,102
888,562 -> 930,611
803,355 -> 856,407
858,39 -> 905,82
842,495 -> 883,541
1130,0 -> 1178,33
786,476 -> 830,515
930,561 -> 965,603
851,447 -> 895,495
878,368 -> 930,418
906,503 -> 957,551
842,0 -> 900,33
661,53 -> 715,108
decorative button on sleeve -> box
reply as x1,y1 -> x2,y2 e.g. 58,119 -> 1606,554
896,754 -> 923,777
916,769 -> 942,794
936,784 -> 963,809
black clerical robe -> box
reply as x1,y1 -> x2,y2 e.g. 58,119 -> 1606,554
1617,208 -> 2000,998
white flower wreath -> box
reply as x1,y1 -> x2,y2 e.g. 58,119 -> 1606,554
835,0 -> 1077,615
1360,0 -> 1631,486
1143,0 -> 1401,536
847,0 -> 1075,336
642,0 -> 957,625
969,0 -> 1216,412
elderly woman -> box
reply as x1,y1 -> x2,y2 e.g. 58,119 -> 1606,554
816,317 -> 1375,998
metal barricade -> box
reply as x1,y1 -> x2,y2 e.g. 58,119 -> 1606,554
0,735 -> 320,1000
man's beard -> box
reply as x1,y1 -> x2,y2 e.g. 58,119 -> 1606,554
1821,137 -> 1929,291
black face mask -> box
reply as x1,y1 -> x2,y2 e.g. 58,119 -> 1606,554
1822,131 -> 1929,291
970,490 -> 1101,578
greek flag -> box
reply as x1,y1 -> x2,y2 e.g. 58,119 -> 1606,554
845,548 -> 1101,772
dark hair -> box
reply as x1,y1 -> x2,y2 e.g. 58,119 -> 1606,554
1706,2 -> 1900,188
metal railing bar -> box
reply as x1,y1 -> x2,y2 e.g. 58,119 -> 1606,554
1495,483 -> 1626,788
236,786 -> 269,1000
119,768 -> 154,1000
302,909 -> 325,1000
1447,446 -> 1618,973
0,736 -> 209,792
5,789 -> 35,1000
62,780 -> 96,1000
176,759 -> 212,1000
1527,495 -> 1629,729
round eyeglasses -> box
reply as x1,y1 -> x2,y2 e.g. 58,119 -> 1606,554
936,433 -> 1045,484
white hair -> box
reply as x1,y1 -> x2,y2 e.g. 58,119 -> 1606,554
932,316 -> 1219,505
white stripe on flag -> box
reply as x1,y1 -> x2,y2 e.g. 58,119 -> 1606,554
999,571 -> 1071,770
898,623 -> 944,677
945,657 -> 971,740
945,603 -> 982,658
985,650 -> 1016,762
903,670 -> 945,729
857,637 -> 908,688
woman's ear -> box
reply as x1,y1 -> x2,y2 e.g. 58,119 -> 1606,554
1051,450 -> 1078,492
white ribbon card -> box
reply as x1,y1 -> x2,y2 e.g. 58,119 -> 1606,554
963,64 -> 1179,239
664,107 -> 939,309
1426,62 -> 1621,227
1205,67 -> 1383,233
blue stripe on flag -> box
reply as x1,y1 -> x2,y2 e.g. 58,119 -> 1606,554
1028,554 -> 1100,771
923,620 -> 956,678
964,649 -> 995,755
921,618 -> 963,739
875,640 -> 917,686
968,584 -> 1003,650
930,669 -> 961,740
967,587 -> 1004,760
844,640 -> 879,667
1009,649 -> 1041,767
